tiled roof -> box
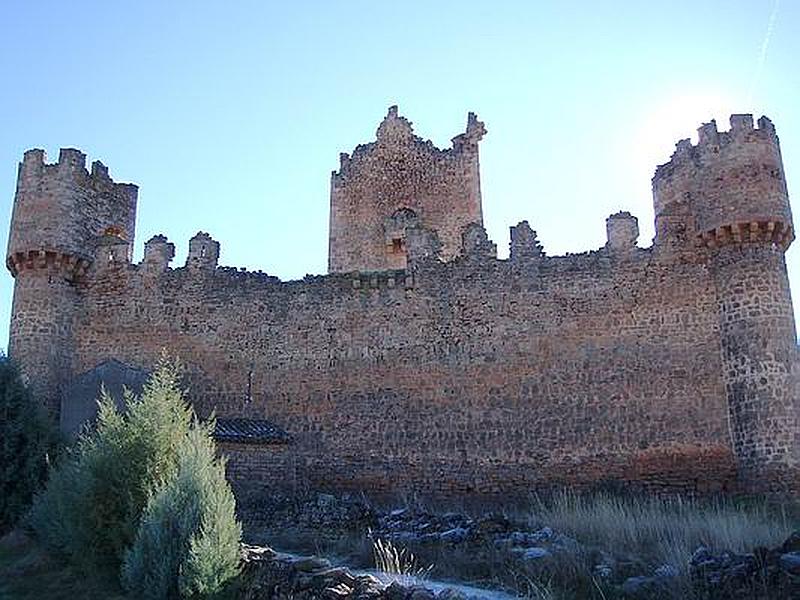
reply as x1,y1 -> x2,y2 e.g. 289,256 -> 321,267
214,418 -> 291,445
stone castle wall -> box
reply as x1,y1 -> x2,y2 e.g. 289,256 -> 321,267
5,110 -> 799,497
70,237 -> 737,496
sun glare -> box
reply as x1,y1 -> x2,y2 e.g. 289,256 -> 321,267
634,91 -> 742,169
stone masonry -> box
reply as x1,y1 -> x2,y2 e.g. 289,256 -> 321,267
5,108 -> 799,497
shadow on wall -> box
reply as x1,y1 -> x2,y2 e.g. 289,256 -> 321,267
60,359 -> 148,436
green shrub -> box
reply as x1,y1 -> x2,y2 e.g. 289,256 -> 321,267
28,359 -> 242,596
0,355 -> 58,534
122,422 -> 242,599
28,360 -> 194,576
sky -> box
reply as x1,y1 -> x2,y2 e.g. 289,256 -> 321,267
0,0 -> 799,350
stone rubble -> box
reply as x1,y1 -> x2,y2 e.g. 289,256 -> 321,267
244,492 -> 800,599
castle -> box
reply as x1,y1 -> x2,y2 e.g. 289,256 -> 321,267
5,107 -> 799,497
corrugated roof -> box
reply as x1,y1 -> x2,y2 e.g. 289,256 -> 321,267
214,418 -> 291,445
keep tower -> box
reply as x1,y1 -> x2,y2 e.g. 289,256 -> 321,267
5,148 -> 138,416
653,115 -> 798,491
328,106 -> 486,273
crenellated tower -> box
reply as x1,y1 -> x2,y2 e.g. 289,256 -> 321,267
328,106 -> 486,273
653,115 -> 798,492
5,148 -> 138,415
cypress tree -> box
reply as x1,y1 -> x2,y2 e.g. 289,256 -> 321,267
0,354 -> 58,534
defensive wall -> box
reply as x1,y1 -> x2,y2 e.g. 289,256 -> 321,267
6,109 -> 799,497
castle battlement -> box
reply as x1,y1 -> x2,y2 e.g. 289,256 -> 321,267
5,109 -> 799,497
654,114 -> 779,179
651,114 -> 793,258
20,147 -> 138,195
333,107 -> 485,180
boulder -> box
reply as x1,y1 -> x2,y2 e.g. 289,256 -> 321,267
779,552 -> 800,575
293,556 -> 333,572
782,532 -> 800,554
439,527 -> 468,544
472,514 -> 511,536
407,586 -> 436,600
621,575 -> 661,597
521,547 -> 551,561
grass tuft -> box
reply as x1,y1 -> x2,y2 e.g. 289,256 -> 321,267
372,536 -> 433,580
528,491 -> 793,575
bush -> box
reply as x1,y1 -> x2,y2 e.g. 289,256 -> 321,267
28,358 -> 241,598
0,355 -> 58,534
29,361 -> 193,575
122,422 -> 242,599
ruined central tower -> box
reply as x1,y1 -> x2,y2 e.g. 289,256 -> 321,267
328,106 -> 486,272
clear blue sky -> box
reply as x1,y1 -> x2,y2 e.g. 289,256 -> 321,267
1,1 -> 798,350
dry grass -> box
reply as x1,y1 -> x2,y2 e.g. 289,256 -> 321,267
372,537 -> 433,579
527,491 -> 794,574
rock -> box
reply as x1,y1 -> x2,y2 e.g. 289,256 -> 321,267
315,567 -> 357,585
391,532 -> 422,544
436,589 -> 466,600
293,556 -> 332,572
505,531 -> 538,546
439,527 -> 468,544
551,533 -> 579,553
242,543 -> 277,562
654,563 -> 679,579
317,493 -> 337,507
621,575 -> 660,596
779,551 -> 800,575
472,514 -> 511,536
356,574 -> 383,588
782,532 -> 800,554
322,583 -> 353,598
408,586 -> 436,600
521,547 -> 550,560
593,564 -> 612,579
690,545 -> 717,569
383,582 -> 408,600
531,526 -> 554,542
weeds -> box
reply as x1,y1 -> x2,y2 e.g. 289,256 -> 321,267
372,536 -> 433,580
528,491 -> 793,575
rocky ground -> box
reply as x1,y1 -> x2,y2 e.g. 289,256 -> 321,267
239,544 -> 503,600
239,492 -> 800,599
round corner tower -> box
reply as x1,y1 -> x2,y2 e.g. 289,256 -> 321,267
5,148 -> 138,416
653,114 -> 798,492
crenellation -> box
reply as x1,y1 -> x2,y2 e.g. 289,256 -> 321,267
451,112 -> 487,151
757,115 -> 776,135
142,234 -> 175,271
186,231 -> 220,269
57,147 -> 87,172
91,160 -> 110,180
606,211 -> 639,255
20,148 -> 45,175
697,120 -> 719,146
460,223 -> 497,259
729,113 -> 754,133
5,110 -> 799,497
